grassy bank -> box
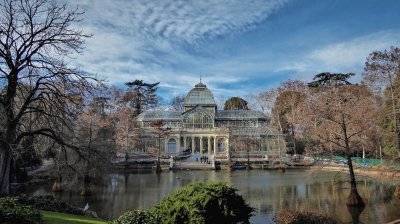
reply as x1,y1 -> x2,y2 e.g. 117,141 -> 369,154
41,210 -> 106,224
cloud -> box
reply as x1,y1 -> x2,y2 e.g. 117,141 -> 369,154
68,0 -> 289,99
76,0 -> 287,44
308,30 -> 400,70
276,30 -> 400,82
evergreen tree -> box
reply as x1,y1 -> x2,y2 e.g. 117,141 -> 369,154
125,80 -> 160,116
224,97 -> 249,110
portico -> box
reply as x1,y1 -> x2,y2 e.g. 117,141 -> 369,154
179,135 -> 229,155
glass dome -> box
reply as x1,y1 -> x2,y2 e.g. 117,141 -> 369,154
184,82 -> 216,106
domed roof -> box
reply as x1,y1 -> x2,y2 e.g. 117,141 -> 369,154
184,82 -> 216,106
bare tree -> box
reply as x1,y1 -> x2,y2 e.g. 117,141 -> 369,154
0,0 -> 94,195
363,46 -> 400,158
273,80 -> 307,155
150,120 -> 171,173
170,94 -> 185,111
304,84 -> 375,206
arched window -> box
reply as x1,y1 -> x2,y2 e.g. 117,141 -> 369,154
218,138 -> 225,152
168,138 -> 176,155
183,112 -> 213,129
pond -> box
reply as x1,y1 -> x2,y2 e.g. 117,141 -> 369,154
20,169 -> 400,224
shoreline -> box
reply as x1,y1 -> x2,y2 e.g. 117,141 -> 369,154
311,165 -> 400,182
15,163 -> 400,189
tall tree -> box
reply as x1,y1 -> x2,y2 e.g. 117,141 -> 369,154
308,72 -> 355,88
125,80 -> 159,116
304,84 -> 374,206
363,46 -> 400,158
273,80 -> 306,154
224,97 -> 249,110
0,0 -> 94,195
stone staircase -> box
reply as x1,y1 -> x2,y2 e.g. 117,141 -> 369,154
171,153 -> 215,170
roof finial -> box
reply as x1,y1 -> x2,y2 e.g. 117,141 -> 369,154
200,75 -> 202,83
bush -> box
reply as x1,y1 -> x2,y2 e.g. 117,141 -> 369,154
154,182 -> 253,224
110,210 -> 161,224
276,208 -> 336,224
0,197 -> 42,224
17,195 -> 84,216
112,182 -> 253,224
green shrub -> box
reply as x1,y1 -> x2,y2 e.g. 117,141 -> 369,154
17,195 -> 84,215
276,208 -> 336,224
154,182 -> 253,224
0,197 -> 42,224
110,210 -> 161,224
112,182 -> 253,224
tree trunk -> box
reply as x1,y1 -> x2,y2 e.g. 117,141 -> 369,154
80,174 -> 91,196
394,185 -> 400,198
389,82 -> 400,158
347,205 -> 365,224
341,113 -> 365,207
346,156 -> 365,207
0,145 -> 12,196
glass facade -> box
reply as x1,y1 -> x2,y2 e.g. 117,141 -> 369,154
183,112 -> 214,129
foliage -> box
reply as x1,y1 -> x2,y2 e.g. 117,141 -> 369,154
109,210 -> 161,224
124,80 -> 160,116
363,46 -> 400,158
377,72 -> 400,156
276,209 -> 336,224
112,182 -> 253,224
301,83 -> 371,206
224,97 -> 249,110
154,182 -> 253,224
304,84 -> 374,157
42,210 -> 106,224
272,80 -> 306,154
17,195 -> 84,216
307,72 -> 354,88
0,197 -> 42,224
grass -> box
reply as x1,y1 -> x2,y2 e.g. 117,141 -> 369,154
41,210 -> 107,224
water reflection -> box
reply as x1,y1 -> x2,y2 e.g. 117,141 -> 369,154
20,169 -> 400,224
347,206 -> 364,224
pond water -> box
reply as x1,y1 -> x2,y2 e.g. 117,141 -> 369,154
21,169 -> 400,224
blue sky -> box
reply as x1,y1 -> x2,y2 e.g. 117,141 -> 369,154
72,0 -> 400,101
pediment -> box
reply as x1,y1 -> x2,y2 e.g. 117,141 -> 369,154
182,105 -> 214,119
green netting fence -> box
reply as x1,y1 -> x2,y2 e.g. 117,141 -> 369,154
314,156 -> 400,169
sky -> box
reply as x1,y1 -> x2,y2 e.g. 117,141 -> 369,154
71,0 -> 400,101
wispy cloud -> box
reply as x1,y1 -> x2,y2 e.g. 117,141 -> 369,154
69,0 -> 289,98
309,30 -> 400,70
277,30 -> 400,81
76,0 -> 287,44
69,0 -> 400,99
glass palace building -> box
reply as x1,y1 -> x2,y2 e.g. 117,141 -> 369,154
136,82 -> 284,160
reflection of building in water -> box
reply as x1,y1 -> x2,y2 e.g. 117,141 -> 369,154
136,82 -> 284,159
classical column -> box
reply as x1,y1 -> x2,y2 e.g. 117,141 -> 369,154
199,136 -> 203,154
183,136 -> 187,150
176,136 -> 181,155
191,136 -> 195,154
213,136 -> 217,155
207,137 -> 211,155
225,138 -> 229,158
